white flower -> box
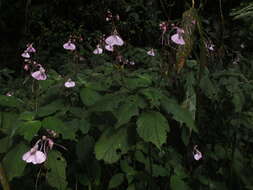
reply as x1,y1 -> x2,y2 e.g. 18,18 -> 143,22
147,49 -> 155,56
193,145 -> 202,161
21,51 -> 30,58
171,33 -> 185,45
64,79 -> 75,88
31,66 -> 47,80
93,45 -> 103,54
105,34 -> 124,46
22,147 -> 46,164
63,41 -> 76,51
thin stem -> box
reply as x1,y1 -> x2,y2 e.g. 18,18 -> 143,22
0,162 -> 10,190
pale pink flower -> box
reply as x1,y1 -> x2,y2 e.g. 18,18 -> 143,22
31,66 -> 47,80
63,40 -> 76,51
105,44 -> 114,52
171,27 -> 185,45
64,79 -> 75,88
129,61 -> 135,65
105,34 -> 124,46
26,43 -> 36,53
193,145 -> 202,161
147,48 -> 155,56
21,51 -> 30,58
207,43 -> 215,51
22,147 -> 46,165
93,45 -> 103,54
24,64 -> 29,71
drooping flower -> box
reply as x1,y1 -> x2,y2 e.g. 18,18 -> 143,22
93,45 -> 103,54
26,43 -> 36,53
147,48 -> 155,56
105,34 -> 124,46
64,79 -> 75,88
22,146 -> 47,165
31,66 -> 47,80
63,40 -> 76,51
171,27 -> 185,45
193,145 -> 202,161
21,51 -> 30,58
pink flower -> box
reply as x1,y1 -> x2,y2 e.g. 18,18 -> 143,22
105,34 -> 124,46
105,44 -> 114,52
21,51 -> 30,58
171,27 -> 185,45
24,64 -> 29,71
22,147 -> 47,164
63,40 -> 76,51
193,145 -> 202,161
206,43 -> 215,51
31,66 -> 47,80
64,79 -> 75,88
26,43 -> 36,53
129,61 -> 135,65
6,92 -> 13,96
93,45 -> 103,54
147,48 -> 155,56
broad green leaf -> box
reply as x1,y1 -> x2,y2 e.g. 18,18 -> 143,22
0,95 -> 23,108
16,120 -> 41,141
140,88 -> 162,108
0,112 -> 19,135
115,101 -> 139,128
67,119 -> 90,134
170,175 -> 190,190
0,136 -> 12,153
37,100 -> 65,118
19,111 -> 36,121
161,97 -> 197,132
42,117 -> 76,140
95,128 -> 129,163
80,88 -> 102,106
108,173 -> 124,189
124,75 -> 152,90
120,160 -> 136,176
136,111 -> 169,148
46,150 -> 68,190
152,164 -> 168,177
90,93 -> 123,112
2,143 -> 28,181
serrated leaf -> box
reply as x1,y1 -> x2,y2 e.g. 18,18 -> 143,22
108,173 -> 124,189
95,128 -> 129,163
136,111 -> 169,148
42,117 -> 76,140
115,101 -> 139,128
170,175 -> 190,190
2,143 -> 28,181
16,120 -> 41,141
140,88 -> 162,108
46,150 -> 68,190
80,88 -> 102,106
161,97 -> 197,132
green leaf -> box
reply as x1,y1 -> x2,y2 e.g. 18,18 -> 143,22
140,88 -> 162,108
161,97 -> 197,132
115,101 -> 139,128
0,136 -> 12,153
136,111 -> 169,149
152,164 -> 168,177
42,117 -> 76,140
0,95 -> 23,108
95,127 -> 129,163
0,112 -> 19,135
19,111 -> 36,121
2,143 -> 28,181
16,120 -> 41,141
80,88 -> 102,106
108,173 -> 124,189
46,150 -> 68,190
37,100 -> 65,118
124,74 -> 152,90
76,135 -> 95,163
170,175 -> 190,190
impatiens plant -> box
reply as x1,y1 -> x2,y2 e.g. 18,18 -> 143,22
0,1 -> 253,190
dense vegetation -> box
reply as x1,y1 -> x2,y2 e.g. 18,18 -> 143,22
1,0 -> 253,189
